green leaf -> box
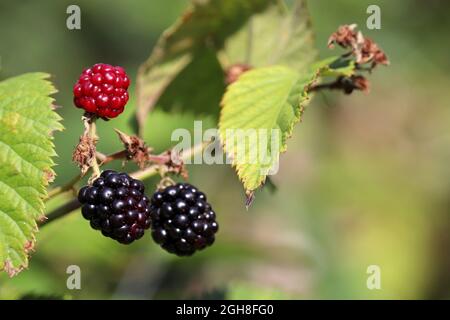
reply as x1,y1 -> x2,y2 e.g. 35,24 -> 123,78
0,73 -> 62,276
221,0 -> 316,72
154,48 -> 225,119
142,0 -> 272,62
219,55 -> 358,195
136,53 -> 192,135
219,65 -> 317,194
312,56 -> 356,78
136,0 -> 274,134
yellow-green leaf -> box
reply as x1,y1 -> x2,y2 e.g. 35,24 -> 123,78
219,66 -> 317,194
136,0 -> 274,134
221,0 -> 316,72
0,73 -> 62,276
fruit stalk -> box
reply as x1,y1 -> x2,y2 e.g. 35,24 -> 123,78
41,141 -> 209,227
87,118 -> 101,180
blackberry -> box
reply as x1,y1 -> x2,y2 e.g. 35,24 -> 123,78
73,63 -> 130,119
78,170 -> 151,244
149,183 -> 219,256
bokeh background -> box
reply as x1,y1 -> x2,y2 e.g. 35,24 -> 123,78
1,0 -> 449,299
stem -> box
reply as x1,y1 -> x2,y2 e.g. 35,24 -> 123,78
97,150 -> 128,165
88,120 -> 101,179
96,151 -> 107,162
43,198 -> 81,226
45,173 -> 82,201
308,80 -> 344,92
156,176 -> 176,190
130,165 -> 159,181
47,150 -> 128,203
147,153 -> 171,165
41,141 -> 208,227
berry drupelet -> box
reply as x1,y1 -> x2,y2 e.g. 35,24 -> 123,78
149,183 -> 219,256
73,63 -> 130,119
78,170 -> 151,244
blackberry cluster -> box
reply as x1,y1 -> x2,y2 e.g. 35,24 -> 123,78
78,170 -> 151,244
73,63 -> 130,119
149,183 -> 219,256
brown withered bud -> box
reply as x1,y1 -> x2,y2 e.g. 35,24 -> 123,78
115,129 -> 152,169
359,37 -> 389,68
350,75 -> 370,93
309,75 -> 370,95
160,149 -> 189,179
72,133 -> 97,175
114,130 -> 188,178
225,63 -> 252,85
327,24 -> 358,49
328,24 -> 389,69
338,75 -> 370,94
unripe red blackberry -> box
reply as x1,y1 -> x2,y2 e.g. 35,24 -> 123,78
149,183 -> 218,256
73,63 -> 130,119
78,170 -> 151,244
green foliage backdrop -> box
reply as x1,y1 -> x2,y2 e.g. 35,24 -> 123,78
0,0 -> 449,300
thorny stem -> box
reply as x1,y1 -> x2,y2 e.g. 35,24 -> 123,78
45,173 -> 82,201
41,141 -> 209,227
45,145 -> 184,203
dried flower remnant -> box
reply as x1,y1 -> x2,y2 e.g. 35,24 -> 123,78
115,129 -> 152,169
359,37 -> 389,68
160,149 -> 189,179
339,75 -> 370,94
328,24 -> 389,69
310,75 -> 370,94
72,133 -> 97,175
225,63 -> 252,85
327,24 -> 358,49
114,129 -> 188,178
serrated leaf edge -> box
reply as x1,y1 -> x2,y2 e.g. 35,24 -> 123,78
0,72 -> 62,277
218,66 -> 321,194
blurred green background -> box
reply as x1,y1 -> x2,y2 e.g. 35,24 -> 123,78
1,0 -> 450,299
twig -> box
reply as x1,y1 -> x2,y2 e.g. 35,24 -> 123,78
96,151 -> 107,162
308,75 -> 368,94
308,80 -> 344,92
43,198 -> 82,226
47,150 -> 127,202
40,141 -> 209,227
45,173 -> 82,201
97,150 -> 128,165
88,120 -> 101,180
147,153 -> 171,165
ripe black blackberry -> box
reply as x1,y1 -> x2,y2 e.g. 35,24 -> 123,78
149,183 -> 219,256
78,170 -> 151,244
